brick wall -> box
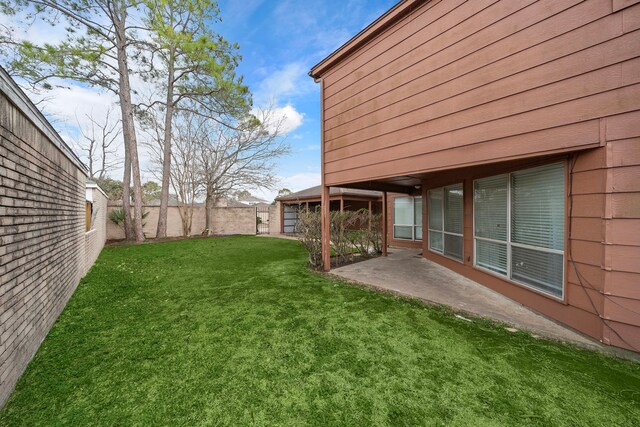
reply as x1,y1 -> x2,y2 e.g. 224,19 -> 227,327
106,205 -> 258,240
269,204 -> 280,234
0,88 -> 88,405
84,185 -> 108,275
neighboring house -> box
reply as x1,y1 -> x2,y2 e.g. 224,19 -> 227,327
235,195 -> 271,206
309,0 -> 640,351
275,185 -> 382,233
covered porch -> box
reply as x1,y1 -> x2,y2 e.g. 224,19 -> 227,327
277,185 -> 382,234
330,247 -> 625,355
318,154 -> 640,352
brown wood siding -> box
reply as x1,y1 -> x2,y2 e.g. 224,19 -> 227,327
317,0 -> 640,351
601,110 -> 640,348
416,158 -> 605,343
320,0 -> 640,187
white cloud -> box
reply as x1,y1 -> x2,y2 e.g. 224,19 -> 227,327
0,11 -> 69,47
252,172 -> 321,203
25,83 -> 162,182
251,103 -> 304,135
34,85 -> 117,126
254,62 -> 314,104
251,61 -> 314,137
276,105 -> 304,134
280,172 -> 321,191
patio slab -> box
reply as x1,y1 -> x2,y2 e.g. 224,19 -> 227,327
331,248 -> 633,357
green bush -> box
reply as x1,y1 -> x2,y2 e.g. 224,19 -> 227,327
296,207 -> 383,269
108,208 -> 149,238
296,207 -> 322,268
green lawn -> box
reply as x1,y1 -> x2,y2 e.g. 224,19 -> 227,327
1,236 -> 639,426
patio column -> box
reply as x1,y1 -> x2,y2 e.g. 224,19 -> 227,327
382,191 -> 388,257
340,197 -> 344,212
322,185 -> 331,271
368,200 -> 372,231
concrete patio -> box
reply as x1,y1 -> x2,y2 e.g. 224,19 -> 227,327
332,248 -> 609,353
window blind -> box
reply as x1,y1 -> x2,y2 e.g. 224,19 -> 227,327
473,163 -> 565,298
428,184 -> 463,261
511,163 -> 565,251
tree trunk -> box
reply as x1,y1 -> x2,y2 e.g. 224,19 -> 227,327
122,144 -> 133,239
205,188 -> 214,236
156,52 -> 175,239
187,204 -> 193,236
179,205 -> 191,237
114,6 -> 144,242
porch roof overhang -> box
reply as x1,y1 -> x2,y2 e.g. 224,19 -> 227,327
333,176 -> 421,195
276,185 -> 383,203
325,153 -> 578,196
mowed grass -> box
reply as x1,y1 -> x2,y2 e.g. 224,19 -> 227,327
1,237 -> 639,426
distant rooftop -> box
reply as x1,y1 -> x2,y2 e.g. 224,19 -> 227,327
276,185 -> 382,202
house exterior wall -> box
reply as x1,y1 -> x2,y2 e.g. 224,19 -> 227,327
0,90 -> 87,405
84,186 -> 108,275
412,145 -> 640,351
318,0 -> 640,186
106,205 -> 258,240
315,0 -> 640,351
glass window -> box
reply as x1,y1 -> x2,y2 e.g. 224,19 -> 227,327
393,196 -> 422,241
474,163 -> 565,298
85,201 -> 93,232
414,197 -> 423,240
428,183 -> 463,261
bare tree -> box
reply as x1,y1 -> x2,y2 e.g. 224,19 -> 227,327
74,107 -> 122,180
199,106 -> 290,235
143,104 -> 289,237
1,0 -> 147,242
145,111 -> 203,237
135,0 -> 250,240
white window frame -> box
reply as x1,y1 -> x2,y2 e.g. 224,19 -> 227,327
472,163 -> 566,301
427,184 -> 464,262
392,196 -> 422,241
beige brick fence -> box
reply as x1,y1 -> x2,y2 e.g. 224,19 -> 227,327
106,204 -> 279,240
0,69 -> 107,407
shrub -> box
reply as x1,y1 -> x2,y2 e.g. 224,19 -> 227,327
109,208 -> 149,237
370,213 -> 383,254
296,207 -> 383,269
108,208 -> 126,226
329,210 -> 353,265
296,207 -> 322,269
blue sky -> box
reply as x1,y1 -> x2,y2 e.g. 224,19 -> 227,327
214,0 -> 398,198
2,0 -> 398,200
